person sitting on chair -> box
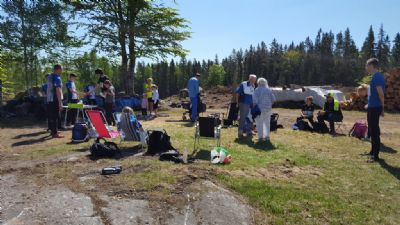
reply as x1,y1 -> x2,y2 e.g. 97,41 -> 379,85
317,93 -> 343,134
299,96 -> 315,127
118,107 -> 145,142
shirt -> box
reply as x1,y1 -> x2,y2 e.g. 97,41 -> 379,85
144,83 -> 153,98
46,73 -> 63,103
152,89 -> 159,103
302,104 -> 315,117
187,77 -> 199,98
84,85 -> 96,99
66,80 -> 78,100
104,86 -> 115,103
252,86 -> 275,112
97,75 -> 109,92
368,72 -> 385,108
236,81 -> 255,105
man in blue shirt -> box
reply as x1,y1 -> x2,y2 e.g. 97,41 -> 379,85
66,73 -> 79,126
187,73 -> 201,122
47,64 -> 64,138
236,74 -> 257,138
365,58 -> 385,162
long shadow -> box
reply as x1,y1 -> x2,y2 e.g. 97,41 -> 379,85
11,135 -> 52,147
13,131 -> 48,139
234,137 -> 276,151
379,159 -> 400,181
381,144 -> 398,154
191,149 -> 210,161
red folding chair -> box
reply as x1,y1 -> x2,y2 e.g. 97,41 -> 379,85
86,110 -> 119,141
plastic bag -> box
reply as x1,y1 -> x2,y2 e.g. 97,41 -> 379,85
210,147 -> 232,164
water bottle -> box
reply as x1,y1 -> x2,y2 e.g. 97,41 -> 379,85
101,165 -> 122,175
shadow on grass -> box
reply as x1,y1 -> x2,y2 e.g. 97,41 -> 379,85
379,159 -> 400,181
11,135 -> 52,147
381,144 -> 398,154
234,137 -> 276,151
13,130 -> 49,139
190,149 -> 210,161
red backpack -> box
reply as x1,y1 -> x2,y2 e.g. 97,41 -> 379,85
349,120 -> 368,139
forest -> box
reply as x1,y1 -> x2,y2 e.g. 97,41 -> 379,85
1,1 -> 400,100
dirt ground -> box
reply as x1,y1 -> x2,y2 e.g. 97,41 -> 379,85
0,98 -> 399,225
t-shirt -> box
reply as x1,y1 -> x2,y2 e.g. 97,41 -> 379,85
152,90 -> 159,103
144,83 -> 153,98
302,104 -> 315,117
97,75 -> 109,91
41,83 -> 48,94
66,80 -> 78,100
368,72 -> 385,108
84,85 -> 96,99
104,86 -> 115,103
236,81 -> 254,105
46,73 -> 63,103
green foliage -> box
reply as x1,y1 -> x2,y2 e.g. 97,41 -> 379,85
207,64 -> 225,86
0,52 -> 14,101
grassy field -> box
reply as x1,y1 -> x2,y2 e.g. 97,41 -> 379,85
1,107 -> 399,225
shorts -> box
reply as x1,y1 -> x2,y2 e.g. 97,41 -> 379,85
154,101 -> 159,109
148,98 -> 154,103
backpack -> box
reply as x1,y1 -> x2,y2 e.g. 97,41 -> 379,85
146,129 -> 175,155
270,113 -> 279,131
90,138 -> 121,158
314,121 -> 329,134
293,119 -> 312,131
349,120 -> 368,139
72,123 -> 88,143
159,150 -> 184,163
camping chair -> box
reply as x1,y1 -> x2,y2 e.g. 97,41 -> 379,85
86,110 -> 120,142
194,116 -> 222,151
117,112 -> 148,150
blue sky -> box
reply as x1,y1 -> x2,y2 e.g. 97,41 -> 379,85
160,0 -> 399,61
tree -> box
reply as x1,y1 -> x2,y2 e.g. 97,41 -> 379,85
361,25 -> 376,62
0,0 -> 75,90
68,0 -> 190,95
207,64 -> 225,87
391,33 -> 400,67
0,51 -> 14,103
376,25 -> 390,69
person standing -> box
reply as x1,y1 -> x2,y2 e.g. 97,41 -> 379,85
84,82 -> 97,105
144,78 -> 154,115
365,58 -> 385,163
103,80 -> 116,126
152,85 -> 160,116
46,64 -> 64,138
41,74 -> 50,131
236,74 -> 257,138
66,73 -> 79,126
252,78 -> 275,142
96,69 -> 109,104
187,73 -> 201,122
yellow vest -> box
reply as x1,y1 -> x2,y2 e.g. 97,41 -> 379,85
144,83 -> 153,98
324,99 -> 340,111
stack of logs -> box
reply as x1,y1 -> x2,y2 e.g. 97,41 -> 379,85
342,85 -> 368,111
385,68 -> 400,112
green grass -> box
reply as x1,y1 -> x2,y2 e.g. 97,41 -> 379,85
3,108 -> 400,224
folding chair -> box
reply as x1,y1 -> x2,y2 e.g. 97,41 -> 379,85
117,112 -> 148,150
86,110 -> 119,142
194,116 -> 222,151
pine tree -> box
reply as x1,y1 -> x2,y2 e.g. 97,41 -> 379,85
391,33 -> 400,67
376,25 -> 390,69
361,25 -> 376,62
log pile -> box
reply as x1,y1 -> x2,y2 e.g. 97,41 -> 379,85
385,68 -> 400,112
342,85 -> 368,111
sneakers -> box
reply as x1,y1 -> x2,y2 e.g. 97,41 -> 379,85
52,133 -> 64,138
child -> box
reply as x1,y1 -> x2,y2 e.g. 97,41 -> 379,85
151,85 -> 159,115
301,96 -> 315,123
66,73 -> 79,126
103,80 -> 116,126
84,82 -> 97,105
141,93 -> 148,116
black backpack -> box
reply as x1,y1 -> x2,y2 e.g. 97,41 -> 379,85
314,122 -> 329,134
90,138 -> 121,158
147,129 -> 175,155
270,113 -> 279,131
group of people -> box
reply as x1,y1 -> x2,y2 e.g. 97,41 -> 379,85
187,58 -> 386,163
42,65 -> 116,138
141,78 -> 160,118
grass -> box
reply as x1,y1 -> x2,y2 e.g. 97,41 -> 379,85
1,108 -> 400,224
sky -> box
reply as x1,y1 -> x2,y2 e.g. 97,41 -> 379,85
159,0 -> 400,61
